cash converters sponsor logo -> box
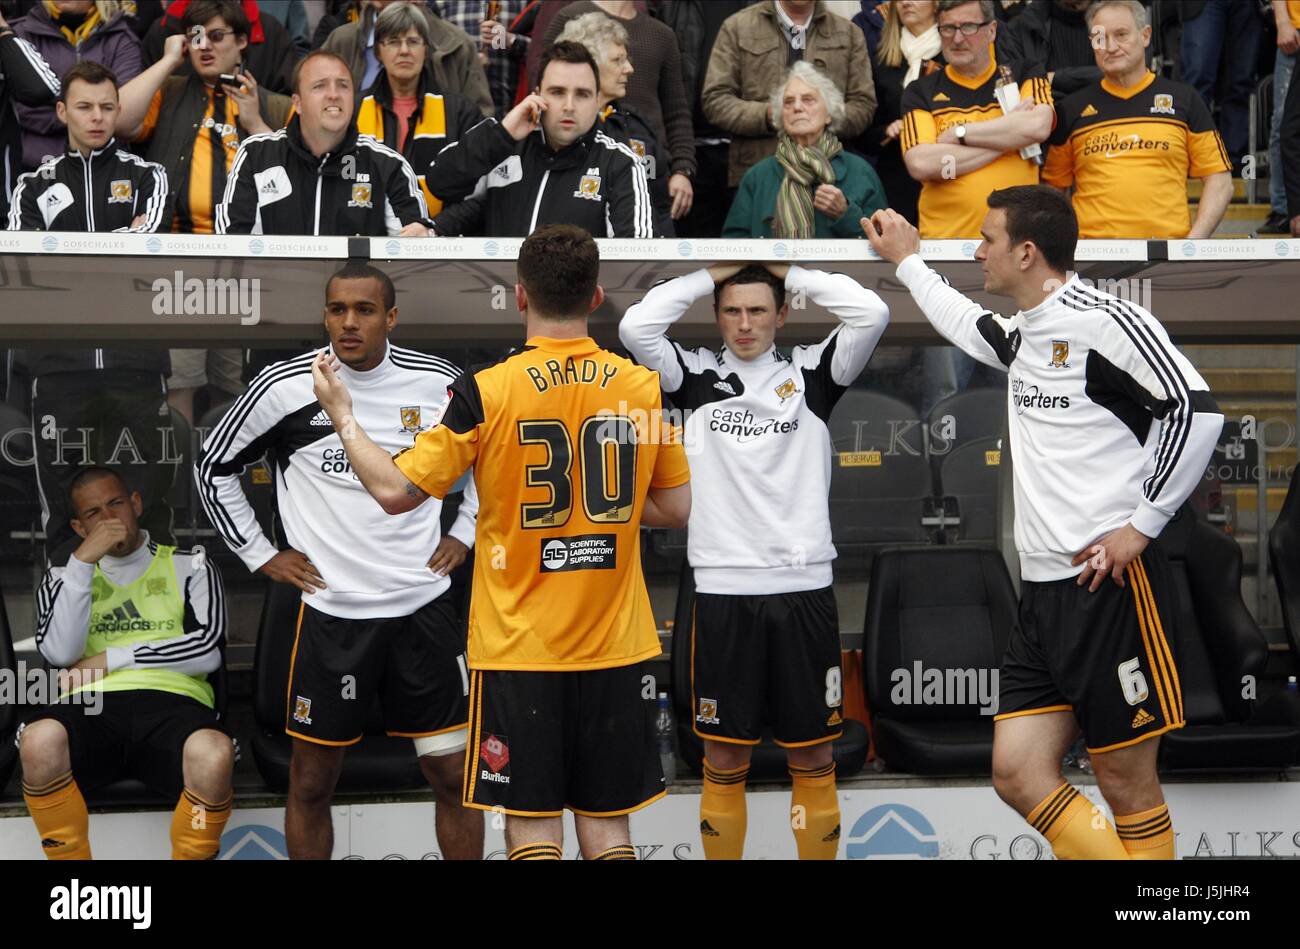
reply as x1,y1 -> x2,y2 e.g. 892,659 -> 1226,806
540,534 -> 617,572
1081,130 -> 1170,159
1011,376 -> 1070,414
49,879 -> 151,929
151,270 -> 261,325
708,406 -> 799,443
845,804 -> 939,859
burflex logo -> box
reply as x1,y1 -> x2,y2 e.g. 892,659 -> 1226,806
845,804 -> 940,859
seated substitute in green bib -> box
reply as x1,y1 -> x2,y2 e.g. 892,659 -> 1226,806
19,466 -> 234,859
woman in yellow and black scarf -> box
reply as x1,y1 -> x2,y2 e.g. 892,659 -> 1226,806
353,0 -> 483,215
13,1 -> 142,170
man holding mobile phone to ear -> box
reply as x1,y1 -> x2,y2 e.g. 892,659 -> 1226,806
115,0 -> 291,235
114,1 -> 293,426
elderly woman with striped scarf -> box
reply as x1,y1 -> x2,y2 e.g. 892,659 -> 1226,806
722,61 -> 885,239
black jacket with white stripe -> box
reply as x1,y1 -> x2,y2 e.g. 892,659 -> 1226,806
36,533 -> 225,677
0,29 -> 60,220
6,138 -> 167,232
427,116 -> 655,237
196,344 -> 478,620
215,116 -> 429,235
898,257 -> 1224,581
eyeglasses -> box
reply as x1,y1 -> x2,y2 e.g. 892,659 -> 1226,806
937,20 -> 991,38
379,36 -> 426,50
200,27 -> 239,43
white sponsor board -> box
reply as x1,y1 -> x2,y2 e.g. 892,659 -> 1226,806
1,781 -> 1297,860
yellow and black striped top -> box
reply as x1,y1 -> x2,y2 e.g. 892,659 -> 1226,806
140,84 -> 241,235
1042,72 -> 1231,239
899,48 -> 1052,239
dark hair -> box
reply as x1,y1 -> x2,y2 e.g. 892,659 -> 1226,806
537,39 -> 600,91
60,61 -> 119,102
713,265 -> 785,312
292,49 -> 353,97
986,185 -> 1078,272
936,0 -> 996,22
517,224 -> 600,319
182,0 -> 250,36
327,261 -> 395,311
68,466 -> 128,508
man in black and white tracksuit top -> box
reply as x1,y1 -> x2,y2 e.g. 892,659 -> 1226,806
196,263 -> 482,859
426,40 -> 653,237
8,61 -> 165,232
619,262 -> 889,861
865,188 -> 1223,862
215,51 -> 433,236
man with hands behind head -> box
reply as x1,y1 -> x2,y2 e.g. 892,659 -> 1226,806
863,191 -> 1223,860
619,258 -> 889,860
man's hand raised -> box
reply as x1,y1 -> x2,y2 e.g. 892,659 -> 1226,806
706,262 -> 746,284
73,520 -> 128,565
502,93 -> 546,141
862,208 -> 921,265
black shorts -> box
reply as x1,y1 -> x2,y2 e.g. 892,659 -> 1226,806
691,586 -> 844,747
996,545 -> 1185,753
463,662 -> 664,817
286,591 -> 468,746
23,689 -> 229,798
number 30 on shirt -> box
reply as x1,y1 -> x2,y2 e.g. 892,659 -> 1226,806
518,416 -> 638,529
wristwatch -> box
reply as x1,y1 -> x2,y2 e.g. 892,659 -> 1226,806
954,124 -> 968,144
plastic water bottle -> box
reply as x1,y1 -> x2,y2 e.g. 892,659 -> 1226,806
656,692 -> 676,785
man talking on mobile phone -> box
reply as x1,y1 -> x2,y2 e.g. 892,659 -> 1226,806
425,39 -> 654,237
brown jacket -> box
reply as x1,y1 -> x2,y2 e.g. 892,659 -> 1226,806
321,5 -> 494,119
702,1 -> 876,187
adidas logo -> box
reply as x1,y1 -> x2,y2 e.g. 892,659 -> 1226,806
699,820 -> 720,837
112,600 -> 142,622
822,824 -> 841,843
933,92 -> 950,102
713,380 -> 736,395
1080,103 -> 1098,117
826,710 -> 843,727
1131,708 -> 1155,728
310,410 -> 332,427
259,180 -> 280,194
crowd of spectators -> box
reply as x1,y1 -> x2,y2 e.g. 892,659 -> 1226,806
1,0 -> 1296,244
2,0 -> 1295,245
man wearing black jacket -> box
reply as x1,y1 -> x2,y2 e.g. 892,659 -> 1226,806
5,65 -> 174,560
0,8 -> 60,220
997,0 -> 1102,101
216,49 -> 432,235
8,62 -> 167,232
427,40 -> 653,238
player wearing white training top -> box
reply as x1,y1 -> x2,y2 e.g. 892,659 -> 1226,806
196,262 -> 483,860
864,186 -> 1223,860
620,262 -> 889,860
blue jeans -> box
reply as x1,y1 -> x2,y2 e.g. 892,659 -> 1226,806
1180,0 -> 1264,166
1270,49 -> 1296,214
